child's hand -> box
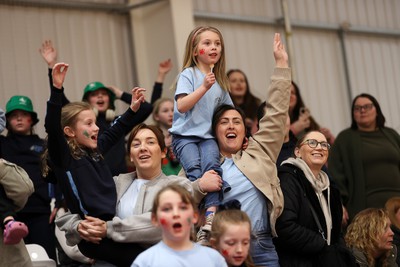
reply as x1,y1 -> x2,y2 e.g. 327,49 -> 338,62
158,58 -> 172,75
273,33 -> 289,68
52,62 -> 69,89
130,87 -> 146,112
39,40 -> 57,68
203,72 -> 216,90
107,85 -> 123,99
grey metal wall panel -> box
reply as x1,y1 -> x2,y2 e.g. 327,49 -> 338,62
0,5 -> 133,137
193,0 -> 400,135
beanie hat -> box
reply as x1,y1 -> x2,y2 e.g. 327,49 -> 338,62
5,95 -> 39,125
82,81 -> 116,110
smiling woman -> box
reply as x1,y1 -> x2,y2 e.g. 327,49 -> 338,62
273,131 -> 349,266
55,123 -> 221,266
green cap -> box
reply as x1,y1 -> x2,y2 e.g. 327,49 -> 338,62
5,95 -> 39,125
82,81 -> 116,110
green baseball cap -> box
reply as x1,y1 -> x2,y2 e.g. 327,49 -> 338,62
82,81 -> 116,110
5,95 -> 39,125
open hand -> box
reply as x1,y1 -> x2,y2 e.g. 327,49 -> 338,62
39,40 -> 57,68
273,33 -> 289,68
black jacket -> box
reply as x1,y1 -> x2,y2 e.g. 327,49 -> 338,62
274,164 -> 343,267
45,87 -> 151,220
0,134 -> 51,214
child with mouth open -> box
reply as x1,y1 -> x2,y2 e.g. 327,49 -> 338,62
132,184 -> 227,267
44,62 -> 149,265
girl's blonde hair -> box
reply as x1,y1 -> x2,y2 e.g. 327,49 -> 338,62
210,209 -> 255,267
61,102 -> 96,159
41,101 -> 95,177
172,26 -> 229,92
345,208 -> 392,267
152,98 -> 173,127
385,197 -> 400,229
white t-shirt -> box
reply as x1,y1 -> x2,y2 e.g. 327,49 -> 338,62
117,178 -> 149,219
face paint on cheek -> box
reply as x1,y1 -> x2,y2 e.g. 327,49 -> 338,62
160,218 -> 167,226
83,131 -> 90,138
199,49 -> 205,55
222,249 -> 229,256
187,218 -> 192,224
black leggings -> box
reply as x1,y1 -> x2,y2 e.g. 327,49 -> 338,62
78,238 -> 145,267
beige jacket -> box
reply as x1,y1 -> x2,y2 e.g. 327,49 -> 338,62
0,159 -> 34,267
0,159 -> 34,210
230,67 -> 291,237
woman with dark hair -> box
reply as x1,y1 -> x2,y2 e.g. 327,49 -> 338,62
55,123 -> 220,266
328,93 -> 400,222
227,69 -> 261,136
289,81 -> 335,144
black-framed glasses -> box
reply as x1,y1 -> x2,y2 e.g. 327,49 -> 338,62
301,139 -> 331,150
353,103 -> 374,113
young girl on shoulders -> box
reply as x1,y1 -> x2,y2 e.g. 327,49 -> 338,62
169,26 -> 233,243
210,203 -> 255,267
132,184 -> 227,267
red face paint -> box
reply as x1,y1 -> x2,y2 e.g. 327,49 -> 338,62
160,218 -> 167,225
222,249 -> 229,256
199,49 -> 205,55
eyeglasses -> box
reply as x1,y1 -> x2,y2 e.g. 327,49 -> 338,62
300,139 -> 331,150
353,103 -> 374,113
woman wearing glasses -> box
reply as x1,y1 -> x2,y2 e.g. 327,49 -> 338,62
328,93 -> 400,224
273,131 -> 349,266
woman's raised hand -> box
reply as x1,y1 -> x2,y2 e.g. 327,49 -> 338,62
273,33 -> 289,68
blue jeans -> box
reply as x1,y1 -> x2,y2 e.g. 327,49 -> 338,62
251,231 -> 280,267
172,135 -> 229,208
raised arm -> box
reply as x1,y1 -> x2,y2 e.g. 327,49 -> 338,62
39,40 -> 57,69
151,59 -> 173,104
249,33 -> 291,162
52,62 -> 69,89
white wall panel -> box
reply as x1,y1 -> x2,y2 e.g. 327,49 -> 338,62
346,35 -> 400,131
0,5 -> 133,137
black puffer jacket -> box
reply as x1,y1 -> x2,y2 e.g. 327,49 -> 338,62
274,164 -> 343,267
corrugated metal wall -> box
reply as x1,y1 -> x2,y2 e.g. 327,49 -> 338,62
0,2 -> 133,137
0,0 -> 399,138
193,0 -> 400,135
